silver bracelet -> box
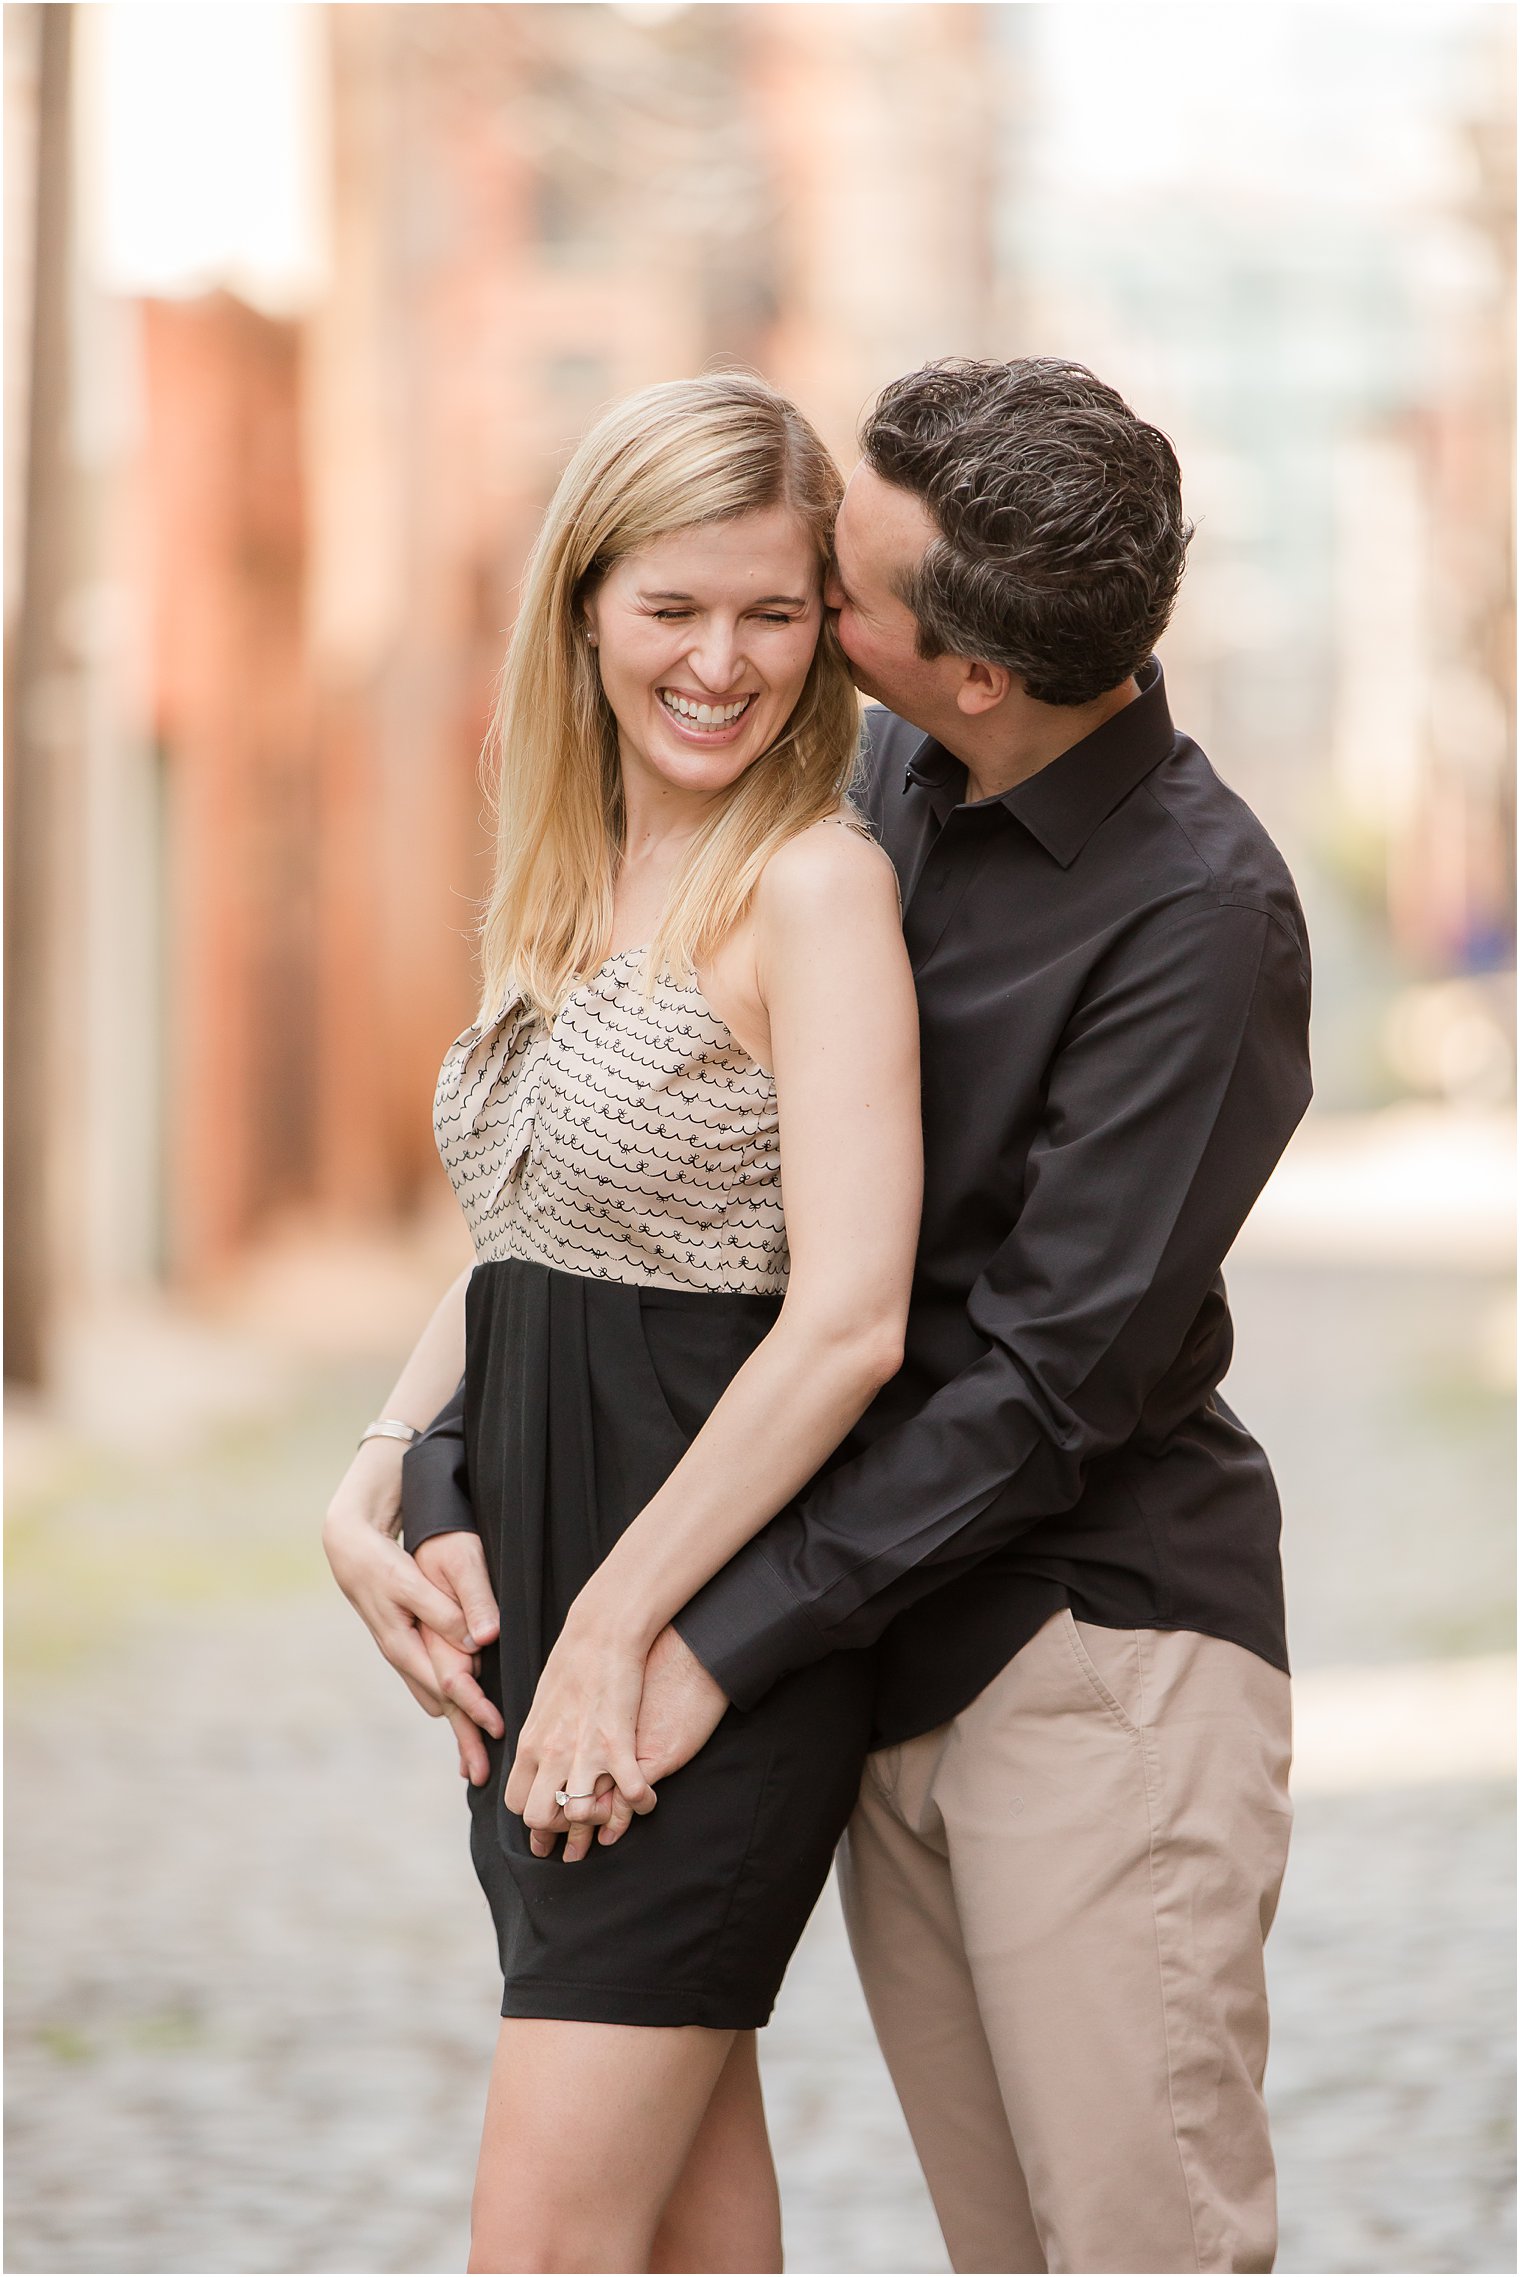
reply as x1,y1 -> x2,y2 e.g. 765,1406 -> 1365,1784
358,1416 -> 421,1450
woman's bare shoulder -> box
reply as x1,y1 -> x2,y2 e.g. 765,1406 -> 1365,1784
755,808 -> 899,922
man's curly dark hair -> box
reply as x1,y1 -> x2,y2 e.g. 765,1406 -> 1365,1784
860,357 -> 1192,707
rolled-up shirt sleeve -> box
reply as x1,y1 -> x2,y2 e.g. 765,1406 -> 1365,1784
400,1374 -> 476,1552
673,893 -> 1312,1708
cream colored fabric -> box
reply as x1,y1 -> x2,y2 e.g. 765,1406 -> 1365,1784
838,1610 -> 1293,2275
433,948 -> 787,1293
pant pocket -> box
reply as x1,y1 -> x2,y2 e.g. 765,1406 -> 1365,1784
1059,1610 -> 1143,1737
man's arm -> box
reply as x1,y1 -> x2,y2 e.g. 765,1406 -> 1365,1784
397,1375 -> 505,1782
400,1375 -> 476,1551
674,892 -> 1312,1708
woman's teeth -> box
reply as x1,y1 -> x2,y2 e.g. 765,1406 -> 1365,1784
659,691 -> 753,727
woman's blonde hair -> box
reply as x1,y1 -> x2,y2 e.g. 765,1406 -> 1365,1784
476,373 -> 860,1024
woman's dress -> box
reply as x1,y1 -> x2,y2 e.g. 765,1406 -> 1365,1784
421,948 -> 875,2029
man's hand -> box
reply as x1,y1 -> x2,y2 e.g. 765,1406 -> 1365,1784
636,1623 -> 731,1779
415,1532 -> 505,1786
596,1624 -> 730,1851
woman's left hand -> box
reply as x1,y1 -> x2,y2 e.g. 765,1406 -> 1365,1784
504,1618 -> 657,1861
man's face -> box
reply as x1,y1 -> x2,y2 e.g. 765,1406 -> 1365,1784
826,463 -> 962,732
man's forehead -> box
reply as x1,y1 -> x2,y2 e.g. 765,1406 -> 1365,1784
838,462 -> 938,570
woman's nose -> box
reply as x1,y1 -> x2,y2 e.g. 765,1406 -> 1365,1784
686,627 -> 746,692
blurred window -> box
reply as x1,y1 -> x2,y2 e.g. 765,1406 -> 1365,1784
545,354 -> 612,408
533,159 -> 611,266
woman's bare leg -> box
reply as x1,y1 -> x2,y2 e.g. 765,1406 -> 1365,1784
651,2033 -> 782,2274
467,2016 -> 735,2274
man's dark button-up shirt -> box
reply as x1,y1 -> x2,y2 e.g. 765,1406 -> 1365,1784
674,657 -> 1313,1748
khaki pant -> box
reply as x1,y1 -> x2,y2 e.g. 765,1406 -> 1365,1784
838,1610 -> 1293,2275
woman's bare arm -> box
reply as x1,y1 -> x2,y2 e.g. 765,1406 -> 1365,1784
505,821 -> 922,1839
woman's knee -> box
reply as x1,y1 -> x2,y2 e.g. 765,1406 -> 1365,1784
650,2200 -> 781,2276
468,2195 -> 649,2275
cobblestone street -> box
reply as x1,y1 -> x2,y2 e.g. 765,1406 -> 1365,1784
6,1244 -> 1514,2274
8,0 -> 1516,2265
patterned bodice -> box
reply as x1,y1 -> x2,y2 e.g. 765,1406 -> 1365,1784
433,948 -> 788,1294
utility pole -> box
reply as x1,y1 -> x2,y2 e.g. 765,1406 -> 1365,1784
4,3 -> 75,1386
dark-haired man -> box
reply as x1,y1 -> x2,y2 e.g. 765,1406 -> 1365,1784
654,359 -> 1311,2273
408,360 -> 1312,2273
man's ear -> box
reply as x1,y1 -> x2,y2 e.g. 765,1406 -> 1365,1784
955,657 -> 1013,717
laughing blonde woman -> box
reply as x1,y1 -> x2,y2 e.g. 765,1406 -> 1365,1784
324,374 -> 920,2272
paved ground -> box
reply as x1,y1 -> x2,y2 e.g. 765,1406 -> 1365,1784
5,1247 -> 1514,2274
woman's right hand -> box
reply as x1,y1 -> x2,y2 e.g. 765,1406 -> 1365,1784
322,1442 -> 499,1755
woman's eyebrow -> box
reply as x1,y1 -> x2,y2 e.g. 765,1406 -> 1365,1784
638,589 -> 808,607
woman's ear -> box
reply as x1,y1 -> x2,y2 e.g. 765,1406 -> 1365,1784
955,658 -> 1012,717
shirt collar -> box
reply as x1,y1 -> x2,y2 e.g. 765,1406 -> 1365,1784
902,655 -> 1177,868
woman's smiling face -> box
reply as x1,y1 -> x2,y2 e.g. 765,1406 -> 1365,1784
582,503 -> 823,800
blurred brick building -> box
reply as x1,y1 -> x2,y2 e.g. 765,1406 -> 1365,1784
1325,15 -> 1515,1101
5,1 -> 1006,1381
1333,102 -> 1514,952
6,3 -> 1513,1389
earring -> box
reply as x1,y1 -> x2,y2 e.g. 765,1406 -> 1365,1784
583,628 -> 597,646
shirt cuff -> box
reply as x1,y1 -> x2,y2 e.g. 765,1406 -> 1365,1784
399,1379 -> 476,1553
672,1543 -> 830,1710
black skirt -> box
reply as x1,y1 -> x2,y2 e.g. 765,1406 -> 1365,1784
459,1256 -> 876,2030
